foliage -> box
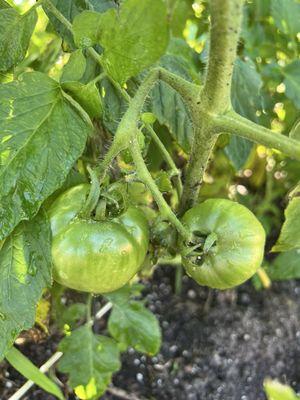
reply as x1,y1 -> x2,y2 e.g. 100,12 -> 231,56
0,0 -> 299,398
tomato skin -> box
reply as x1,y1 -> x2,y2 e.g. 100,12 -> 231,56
49,184 -> 90,237
181,199 -> 266,289
48,184 -> 149,293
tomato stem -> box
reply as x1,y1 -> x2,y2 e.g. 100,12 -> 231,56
130,135 -> 191,241
214,111 -> 300,161
86,294 -> 93,325
144,123 -> 183,200
80,166 -> 101,218
256,268 -> 272,289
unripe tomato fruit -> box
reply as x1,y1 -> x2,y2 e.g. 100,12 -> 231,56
48,184 -> 149,293
181,199 -> 265,289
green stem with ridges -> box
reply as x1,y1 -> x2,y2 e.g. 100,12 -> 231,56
214,111 -> 300,160
145,123 -> 183,199
178,0 -> 244,213
130,135 -> 191,242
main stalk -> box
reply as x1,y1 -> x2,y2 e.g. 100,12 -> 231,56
179,0 -> 244,213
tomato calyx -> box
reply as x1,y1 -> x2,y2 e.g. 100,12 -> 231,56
80,166 -> 130,222
182,231 -> 218,267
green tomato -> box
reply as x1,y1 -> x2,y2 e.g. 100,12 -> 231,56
48,184 -> 149,293
181,199 -> 266,289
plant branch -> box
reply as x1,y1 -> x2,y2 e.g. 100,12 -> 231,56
144,123 -> 183,199
43,0 -> 73,30
130,136 -> 191,241
178,0 -> 244,213
214,111 -> 300,160
97,70 -> 159,181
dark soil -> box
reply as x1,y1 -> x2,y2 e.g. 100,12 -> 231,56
1,266 -> 300,400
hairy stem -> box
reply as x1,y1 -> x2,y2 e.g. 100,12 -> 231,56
43,0 -> 73,30
215,111 -> 300,160
80,166 -> 100,218
200,0 -> 243,112
130,136 -> 191,241
97,70 -> 159,181
145,124 -> 183,199
179,0 -> 244,213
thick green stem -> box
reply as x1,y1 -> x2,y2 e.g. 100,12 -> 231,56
179,127 -> 217,214
215,111 -> 300,160
200,0 -> 244,112
158,68 -> 200,123
145,124 -> 183,199
179,0 -> 244,213
130,136 -> 191,241
97,70 -> 159,180
43,0 -> 73,30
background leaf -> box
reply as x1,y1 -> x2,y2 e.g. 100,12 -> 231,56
0,211 -> 52,360
225,58 -> 264,170
167,0 -> 194,37
106,285 -> 161,355
0,72 -> 91,240
283,61 -> 300,109
271,0 -> 300,37
0,3 -> 37,72
266,249 -> 300,281
290,119 -> 300,140
44,0 -> 117,50
60,49 -> 86,83
73,0 -> 169,83
58,325 -> 120,398
264,378 -> 299,400
272,196 -> 300,252
147,39 -> 199,152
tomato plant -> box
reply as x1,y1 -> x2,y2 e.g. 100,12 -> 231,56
0,0 -> 299,398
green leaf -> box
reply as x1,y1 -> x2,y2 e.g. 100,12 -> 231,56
147,39 -> 199,152
149,81 -> 193,152
266,249 -> 300,281
43,0 -> 86,49
58,325 -> 121,398
155,171 -> 173,193
44,0 -> 117,48
62,81 -> 103,118
290,119 -> 300,140
58,303 -> 87,331
0,211 -> 52,360
0,72 -> 91,240
101,78 -> 127,133
226,58 -> 263,169
73,10 -> 101,48
283,60 -> 300,109
73,0 -> 169,83
271,0 -> 300,37
106,284 -> 161,355
60,50 -> 87,83
6,347 -> 64,400
167,0 -> 193,37
272,196 -> 300,252
264,379 -> 299,400
0,4 -> 37,72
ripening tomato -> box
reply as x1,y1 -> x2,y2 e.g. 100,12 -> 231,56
180,199 -> 266,289
48,184 -> 149,293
